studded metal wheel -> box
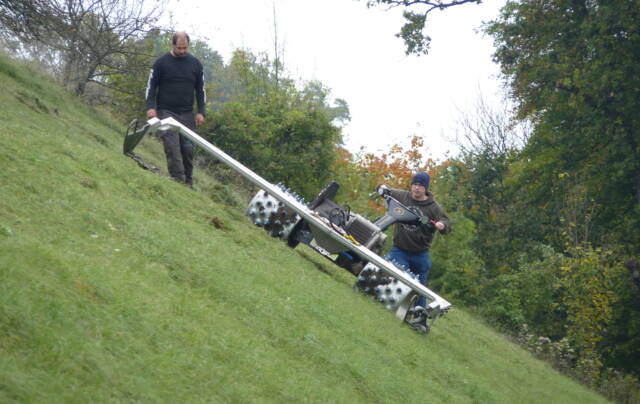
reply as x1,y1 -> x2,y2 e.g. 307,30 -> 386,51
247,189 -> 300,239
354,262 -> 417,313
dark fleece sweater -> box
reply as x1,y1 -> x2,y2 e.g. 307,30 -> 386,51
145,52 -> 206,115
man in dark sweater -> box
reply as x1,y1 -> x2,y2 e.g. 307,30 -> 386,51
377,172 -> 451,308
145,32 -> 206,186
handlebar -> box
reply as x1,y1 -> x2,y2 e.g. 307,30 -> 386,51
373,193 -> 437,232
373,194 -> 420,231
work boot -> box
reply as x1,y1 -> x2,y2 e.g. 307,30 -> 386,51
406,306 -> 430,335
408,317 -> 430,334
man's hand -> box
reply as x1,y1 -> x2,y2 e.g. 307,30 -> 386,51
196,113 -> 205,127
377,184 -> 390,196
418,217 -> 445,232
146,108 -> 157,119
419,216 -> 436,231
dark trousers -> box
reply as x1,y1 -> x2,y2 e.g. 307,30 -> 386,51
158,110 -> 195,185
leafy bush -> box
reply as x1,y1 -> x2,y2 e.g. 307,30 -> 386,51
429,212 -> 485,305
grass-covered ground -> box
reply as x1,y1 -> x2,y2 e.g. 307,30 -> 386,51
0,53 -> 610,403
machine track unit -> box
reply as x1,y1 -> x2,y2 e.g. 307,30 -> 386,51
124,117 -> 452,333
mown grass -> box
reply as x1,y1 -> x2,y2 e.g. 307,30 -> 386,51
0,53 -> 610,403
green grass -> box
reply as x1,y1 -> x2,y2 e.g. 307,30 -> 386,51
0,53 -> 610,403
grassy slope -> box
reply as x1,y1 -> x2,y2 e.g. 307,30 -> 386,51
0,54 -> 609,404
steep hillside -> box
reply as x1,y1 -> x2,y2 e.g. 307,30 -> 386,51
0,54 -> 609,403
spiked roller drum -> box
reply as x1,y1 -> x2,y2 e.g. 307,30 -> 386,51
247,189 -> 300,239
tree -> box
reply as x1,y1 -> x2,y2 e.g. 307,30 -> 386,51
486,0 -> 640,254
442,93 -> 532,272
0,0 -> 164,95
481,0 -> 640,379
453,92 -> 529,156
363,0 -> 482,55
330,135 -> 437,216
299,80 -> 351,125
203,49 -> 345,199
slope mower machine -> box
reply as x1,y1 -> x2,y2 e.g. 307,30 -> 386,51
124,117 -> 452,334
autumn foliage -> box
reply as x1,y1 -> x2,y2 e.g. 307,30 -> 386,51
331,135 -> 438,214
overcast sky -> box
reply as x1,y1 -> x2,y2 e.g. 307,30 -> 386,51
170,0 -> 507,160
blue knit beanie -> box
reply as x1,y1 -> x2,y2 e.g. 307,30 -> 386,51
411,171 -> 430,190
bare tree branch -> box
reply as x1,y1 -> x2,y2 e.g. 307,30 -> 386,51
0,0 -> 165,94
451,89 -> 530,158
364,0 -> 482,55
367,0 -> 482,14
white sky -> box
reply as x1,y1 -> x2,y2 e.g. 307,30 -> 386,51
170,0 -> 507,160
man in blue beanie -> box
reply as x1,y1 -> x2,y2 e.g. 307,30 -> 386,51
377,171 -> 451,311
